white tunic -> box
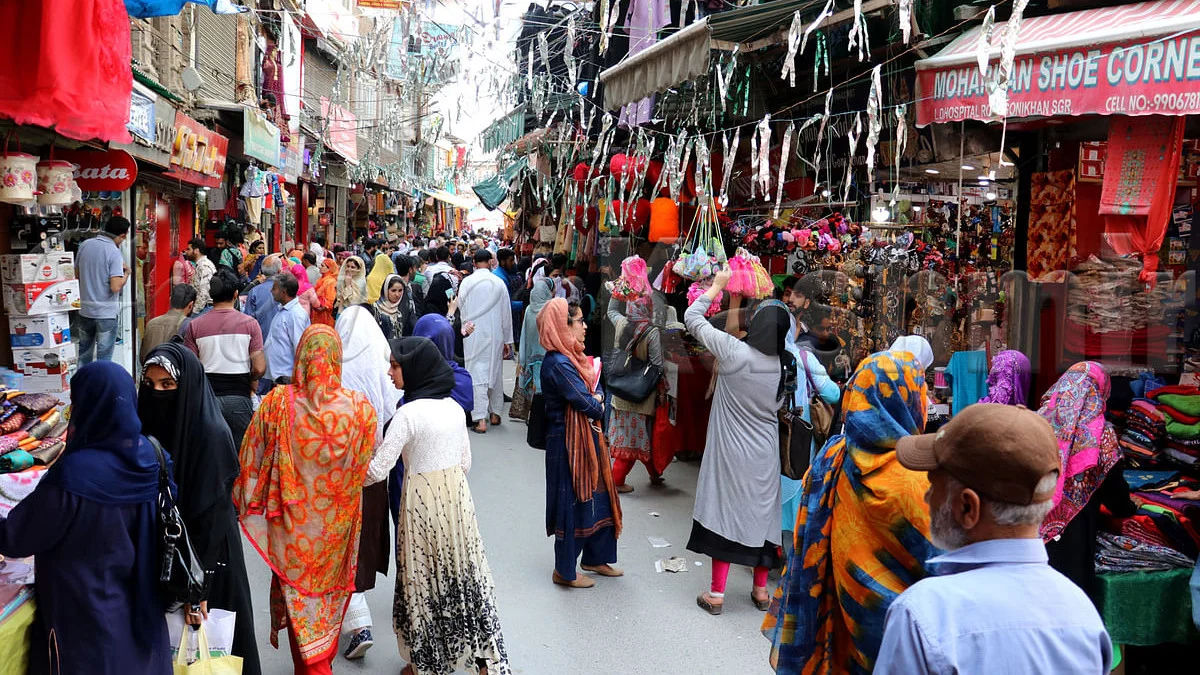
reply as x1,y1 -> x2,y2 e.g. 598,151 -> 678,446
458,269 -> 514,397
365,398 -> 471,485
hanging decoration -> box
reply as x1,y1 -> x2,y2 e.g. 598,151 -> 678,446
781,10 -> 804,87
716,49 -> 738,112
719,130 -> 740,207
755,114 -> 773,202
846,0 -> 870,62
843,112 -> 862,202
565,17 -> 578,85
537,31 -> 551,73
675,135 -> 694,204
991,0 -> 1031,117
898,0 -> 915,44
865,64 -> 883,193
814,89 -> 834,187
975,5 -> 995,80
774,122 -> 794,218
800,0 -> 834,55
893,103 -> 908,203
813,32 -> 830,92
693,135 -> 712,206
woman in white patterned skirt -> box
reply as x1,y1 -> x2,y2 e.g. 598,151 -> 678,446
365,336 -> 509,675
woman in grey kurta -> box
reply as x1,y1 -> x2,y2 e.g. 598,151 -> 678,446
684,267 -> 792,615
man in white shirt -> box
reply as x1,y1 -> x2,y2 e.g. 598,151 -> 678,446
187,237 -> 217,312
457,249 -> 514,434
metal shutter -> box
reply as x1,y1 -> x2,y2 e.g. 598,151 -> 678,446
194,10 -> 237,101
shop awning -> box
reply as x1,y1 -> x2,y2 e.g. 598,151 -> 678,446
598,0 -> 888,110
425,189 -> 478,210
914,0 -> 1200,126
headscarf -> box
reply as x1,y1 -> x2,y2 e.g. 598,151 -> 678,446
375,274 -> 402,316
291,262 -> 313,294
1037,361 -> 1121,541
365,253 -> 396,302
519,277 -> 555,378
43,361 -> 161,650
233,325 -> 377,658
335,305 -> 398,443
746,299 -> 795,401
138,343 -> 241,526
765,352 -> 936,674
413,314 -> 474,413
537,297 -> 621,537
336,255 -> 368,311
537,297 -> 595,391
979,349 -> 1032,406
244,253 -> 264,280
889,334 -> 934,372
389,337 -> 457,403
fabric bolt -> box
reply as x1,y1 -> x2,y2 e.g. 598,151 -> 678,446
946,349 -> 988,415
764,352 -> 935,675
234,325 -> 378,665
979,349 -> 1032,406
459,268 -> 515,423
1026,170 -> 1077,280
1038,362 -> 1122,541
1154,393 -> 1200,417
1158,403 -> 1200,425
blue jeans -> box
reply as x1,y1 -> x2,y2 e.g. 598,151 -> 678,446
75,316 -> 118,365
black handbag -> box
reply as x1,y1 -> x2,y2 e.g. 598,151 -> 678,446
779,406 -> 814,480
602,328 -> 663,403
149,435 -> 210,606
526,393 -> 548,450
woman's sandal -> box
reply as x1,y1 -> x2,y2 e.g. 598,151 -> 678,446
696,593 -> 724,615
752,590 -> 771,611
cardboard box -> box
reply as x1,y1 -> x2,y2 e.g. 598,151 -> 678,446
8,312 -> 71,347
19,371 -> 70,394
11,343 -> 76,376
0,252 -> 75,284
3,279 -> 80,315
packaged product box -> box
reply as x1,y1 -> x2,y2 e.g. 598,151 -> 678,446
11,343 -> 76,376
8,312 -> 71,347
0,252 -> 75,284
19,371 -> 71,394
2,279 -> 80,315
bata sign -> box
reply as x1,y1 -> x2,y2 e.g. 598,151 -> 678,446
55,149 -> 138,191
163,111 -> 228,188
916,29 -> 1200,126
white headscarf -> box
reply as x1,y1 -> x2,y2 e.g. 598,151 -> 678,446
889,335 -> 935,371
335,305 -> 399,443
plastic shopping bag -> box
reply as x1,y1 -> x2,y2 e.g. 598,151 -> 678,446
167,608 -> 237,658
173,623 -> 242,674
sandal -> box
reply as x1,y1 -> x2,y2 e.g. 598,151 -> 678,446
489,414 -> 502,426
696,593 -> 723,615
752,588 -> 771,611
616,483 -> 634,494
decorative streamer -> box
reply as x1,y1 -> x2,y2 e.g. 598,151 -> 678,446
843,112 -> 862,202
719,130 -> 740,207
755,114 -> 773,202
781,11 -> 803,87
674,132 -> 693,204
847,0 -> 869,62
693,135 -> 711,205
538,31 -> 551,73
794,114 -> 822,172
898,0 -> 915,44
813,32 -> 829,92
813,89 -> 834,185
865,65 -> 883,193
800,0 -> 834,55
893,104 -> 908,203
774,122 -> 794,218
991,0 -> 1031,117
565,17 -> 578,84
749,124 -> 759,200
604,0 -> 622,55
975,5 -> 995,78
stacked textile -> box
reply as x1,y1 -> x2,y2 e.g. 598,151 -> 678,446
1109,471 -> 1200,561
1119,399 -> 1165,464
1066,256 -> 1179,333
1147,386 -> 1200,469
1095,532 -> 1194,572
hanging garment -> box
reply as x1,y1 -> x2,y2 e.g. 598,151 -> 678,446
947,349 -> 988,416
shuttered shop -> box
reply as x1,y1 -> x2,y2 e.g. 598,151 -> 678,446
195,11 -> 237,100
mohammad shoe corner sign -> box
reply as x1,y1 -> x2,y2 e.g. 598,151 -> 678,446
163,111 -> 229,188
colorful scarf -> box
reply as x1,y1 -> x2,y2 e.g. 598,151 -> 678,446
311,258 -> 340,327
365,253 -> 396,302
979,349 -> 1032,406
1037,361 -> 1121,541
335,256 -> 367,312
290,262 -> 313,294
764,352 -> 936,675
233,325 -> 378,662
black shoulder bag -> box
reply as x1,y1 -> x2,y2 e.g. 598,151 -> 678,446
149,435 -> 210,607
602,327 -> 663,403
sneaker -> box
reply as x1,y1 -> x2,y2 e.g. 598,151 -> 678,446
343,628 -> 374,660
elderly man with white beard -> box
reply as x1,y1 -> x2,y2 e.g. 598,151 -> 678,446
876,403 -> 1113,675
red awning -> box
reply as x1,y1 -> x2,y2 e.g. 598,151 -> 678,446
914,0 -> 1200,126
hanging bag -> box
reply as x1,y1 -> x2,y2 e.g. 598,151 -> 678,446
151,435 -> 210,608
173,623 -> 243,674
778,353 -> 833,480
509,367 -> 532,422
602,327 -> 663,403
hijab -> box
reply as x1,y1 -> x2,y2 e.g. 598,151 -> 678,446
389,337 -> 457,403
538,297 -> 594,391
888,335 -> 934,372
138,343 -> 241,524
336,255 -> 368,311
413,314 -> 474,413
746,299 -> 795,400
375,274 -> 403,316
335,305 -> 399,443
1037,361 -> 1121,541
519,277 -> 555,367
366,253 -> 396,302
979,349 -> 1032,406
291,262 -> 313,293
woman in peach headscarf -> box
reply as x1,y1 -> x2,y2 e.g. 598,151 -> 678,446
537,298 -> 623,589
310,258 -> 340,327
234,325 -> 378,673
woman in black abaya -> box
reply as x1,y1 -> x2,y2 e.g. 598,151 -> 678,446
139,342 -> 261,675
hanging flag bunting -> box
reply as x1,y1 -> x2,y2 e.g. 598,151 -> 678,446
755,115 -> 773,202
865,65 -> 883,193
846,0 -> 869,62
800,0 -> 834,55
719,131 -> 740,207
898,0 -> 915,44
893,104 -> 908,203
781,11 -> 804,87
774,122 -> 794,218
843,112 -> 862,202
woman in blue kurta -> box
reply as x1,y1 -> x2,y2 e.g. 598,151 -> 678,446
0,361 -> 171,674
538,298 -> 623,588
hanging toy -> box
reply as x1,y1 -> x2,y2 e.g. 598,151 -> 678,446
688,280 -> 724,317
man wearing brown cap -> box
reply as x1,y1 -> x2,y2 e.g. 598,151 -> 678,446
874,403 -> 1112,674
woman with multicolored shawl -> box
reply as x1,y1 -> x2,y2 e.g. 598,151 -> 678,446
764,352 -> 938,674
539,298 -> 623,588
979,349 -> 1032,406
234,325 -> 378,673
1038,361 -> 1132,598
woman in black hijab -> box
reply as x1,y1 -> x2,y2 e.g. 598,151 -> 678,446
139,343 -> 261,675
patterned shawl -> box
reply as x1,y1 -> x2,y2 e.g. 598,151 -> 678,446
764,352 -> 937,675
979,349 -> 1032,406
1037,361 -> 1121,541
233,325 -> 378,662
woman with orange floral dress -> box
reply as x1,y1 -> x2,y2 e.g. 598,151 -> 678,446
311,258 -> 340,326
234,325 -> 378,674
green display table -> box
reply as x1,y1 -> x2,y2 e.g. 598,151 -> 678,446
1096,569 -> 1198,645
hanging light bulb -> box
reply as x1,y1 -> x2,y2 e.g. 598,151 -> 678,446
985,191 -> 998,201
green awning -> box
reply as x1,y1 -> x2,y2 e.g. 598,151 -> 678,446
480,106 -> 526,154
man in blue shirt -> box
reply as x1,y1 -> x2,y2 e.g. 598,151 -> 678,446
243,254 -> 283,339
878,404 -> 1112,674
75,217 -> 130,364
492,248 -> 524,348
262,272 -> 310,384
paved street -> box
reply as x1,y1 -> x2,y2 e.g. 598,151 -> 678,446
246,365 -> 776,674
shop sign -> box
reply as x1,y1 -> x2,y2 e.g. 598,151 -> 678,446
127,86 -> 156,143
113,97 -> 177,168
55,149 -> 138,192
163,111 -> 228,188
243,108 -> 282,167
358,0 -> 403,8
280,135 -> 304,184
916,30 -> 1200,126
320,97 -> 359,164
